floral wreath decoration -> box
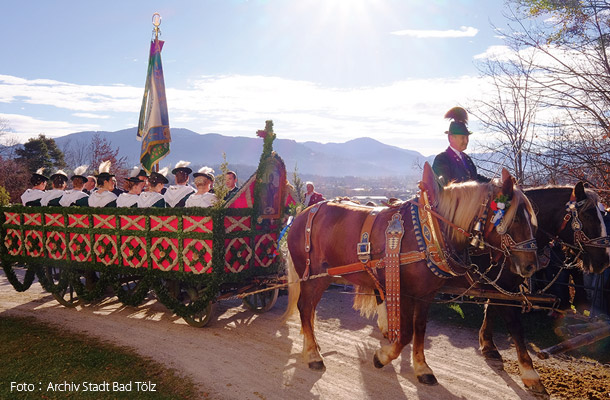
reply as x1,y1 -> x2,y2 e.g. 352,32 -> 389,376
490,194 -> 511,227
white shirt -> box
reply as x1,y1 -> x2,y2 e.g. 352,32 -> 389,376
137,191 -> 165,208
164,184 -> 195,207
21,189 -> 45,206
40,189 -> 65,206
185,192 -> 217,208
88,191 -> 118,207
59,189 -> 88,207
117,193 -> 140,208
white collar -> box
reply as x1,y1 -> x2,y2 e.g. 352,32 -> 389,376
40,189 -> 65,206
21,189 -> 45,205
117,193 -> 140,208
59,190 -> 88,207
138,191 -> 164,207
88,190 -> 117,207
164,184 -> 195,207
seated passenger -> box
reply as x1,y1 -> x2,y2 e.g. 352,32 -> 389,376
83,175 -> 97,195
41,169 -> 69,206
60,165 -> 90,206
137,167 -> 168,208
165,160 -> 195,208
87,161 -> 118,207
117,167 -> 147,208
21,168 -> 48,206
185,167 -> 218,208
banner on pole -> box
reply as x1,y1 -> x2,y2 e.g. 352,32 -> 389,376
137,38 -> 171,173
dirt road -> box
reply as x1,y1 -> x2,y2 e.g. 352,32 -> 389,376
1,270 -> 607,399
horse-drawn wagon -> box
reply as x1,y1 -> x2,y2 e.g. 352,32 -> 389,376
0,126 -> 296,327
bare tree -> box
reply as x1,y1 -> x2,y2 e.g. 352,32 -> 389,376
471,42 -> 541,184
89,134 -> 129,182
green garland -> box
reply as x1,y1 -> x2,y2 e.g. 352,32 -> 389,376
0,125 -> 288,322
1,263 -> 39,292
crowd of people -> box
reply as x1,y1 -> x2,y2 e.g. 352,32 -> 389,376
20,160 -> 241,209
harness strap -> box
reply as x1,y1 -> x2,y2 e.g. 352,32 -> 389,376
326,251 -> 427,276
303,204 -> 322,280
357,207 -> 384,263
385,212 -> 405,343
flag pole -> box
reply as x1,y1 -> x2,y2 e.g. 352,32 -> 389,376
137,12 -> 171,175
152,12 -> 161,173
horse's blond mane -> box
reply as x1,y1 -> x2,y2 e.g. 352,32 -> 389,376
436,180 -> 537,246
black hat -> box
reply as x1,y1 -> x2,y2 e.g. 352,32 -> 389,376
30,168 -> 49,186
71,165 -> 89,182
171,160 -> 192,175
128,165 -> 148,180
193,166 -> 215,181
126,176 -> 143,183
50,169 -> 69,183
149,167 -> 169,185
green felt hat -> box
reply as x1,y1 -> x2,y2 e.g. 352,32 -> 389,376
445,121 -> 472,136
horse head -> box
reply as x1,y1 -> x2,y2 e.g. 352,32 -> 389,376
561,182 -> 610,273
421,163 -> 538,278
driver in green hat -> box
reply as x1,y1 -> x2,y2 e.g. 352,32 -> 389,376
432,106 -> 490,186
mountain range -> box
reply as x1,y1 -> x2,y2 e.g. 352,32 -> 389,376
53,128 -> 436,178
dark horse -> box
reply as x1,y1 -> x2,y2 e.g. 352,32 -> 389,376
284,163 -> 538,385
444,182 -> 610,394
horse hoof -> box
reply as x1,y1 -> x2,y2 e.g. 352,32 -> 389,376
523,379 -> 548,395
417,374 -> 438,386
373,354 -> 384,369
308,361 -> 325,371
482,349 -> 503,361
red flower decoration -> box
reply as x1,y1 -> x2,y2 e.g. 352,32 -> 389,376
256,130 -> 268,139
490,200 -> 498,211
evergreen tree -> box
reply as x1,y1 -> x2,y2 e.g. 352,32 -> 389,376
16,134 -> 65,173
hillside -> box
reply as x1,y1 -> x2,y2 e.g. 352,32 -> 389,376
52,128 -> 435,178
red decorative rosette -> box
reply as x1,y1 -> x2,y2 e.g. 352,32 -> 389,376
491,200 -> 498,211
256,129 -> 268,139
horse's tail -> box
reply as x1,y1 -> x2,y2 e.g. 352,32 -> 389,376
281,249 -> 301,322
353,285 -> 378,318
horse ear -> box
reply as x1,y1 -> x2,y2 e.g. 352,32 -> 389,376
573,181 -> 587,201
501,168 -> 514,198
420,162 -> 441,205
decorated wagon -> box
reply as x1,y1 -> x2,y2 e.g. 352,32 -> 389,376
0,126 -> 296,327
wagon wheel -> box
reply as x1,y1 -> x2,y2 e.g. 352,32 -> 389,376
179,285 -> 216,328
242,288 -> 279,314
44,265 -> 81,308
115,274 -> 149,306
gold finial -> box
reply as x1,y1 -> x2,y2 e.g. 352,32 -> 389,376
152,13 -> 162,39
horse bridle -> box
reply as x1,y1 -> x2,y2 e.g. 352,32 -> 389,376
471,186 -> 537,260
415,185 -> 537,262
560,198 -> 610,252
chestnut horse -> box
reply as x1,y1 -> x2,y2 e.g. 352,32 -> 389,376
444,183 -> 610,394
284,163 -> 538,385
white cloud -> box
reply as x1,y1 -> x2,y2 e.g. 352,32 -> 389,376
390,26 -> 478,38
0,113 -> 100,141
72,113 -> 110,119
0,73 -> 494,156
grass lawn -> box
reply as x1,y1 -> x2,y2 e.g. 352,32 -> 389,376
0,316 -> 206,399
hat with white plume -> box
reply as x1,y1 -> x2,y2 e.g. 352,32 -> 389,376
30,167 -> 49,186
193,166 -> 215,181
71,165 -> 89,181
95,160 -> 114,178
171,160 -> 192,175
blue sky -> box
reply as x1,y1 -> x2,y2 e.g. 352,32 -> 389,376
0,0 -> 509,156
